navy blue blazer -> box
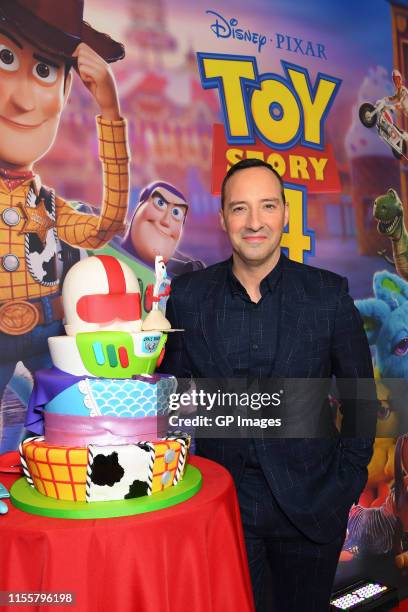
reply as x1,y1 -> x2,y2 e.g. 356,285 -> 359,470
159,254 -> 377,543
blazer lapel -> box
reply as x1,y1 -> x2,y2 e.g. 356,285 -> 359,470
273,256 -> 308,377
200,261 -> 234,378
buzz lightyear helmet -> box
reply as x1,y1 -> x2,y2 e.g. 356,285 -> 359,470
393,69 -> 402,89
62,255 -> 142,336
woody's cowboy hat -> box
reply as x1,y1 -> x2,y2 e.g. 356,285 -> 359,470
0,0 -> 124,63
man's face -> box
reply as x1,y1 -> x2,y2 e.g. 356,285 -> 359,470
0,28 -> 70,169
220,167 -> 288,266
130,188 -> 188,264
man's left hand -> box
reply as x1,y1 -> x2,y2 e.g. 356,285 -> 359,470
72,43 -> 121,121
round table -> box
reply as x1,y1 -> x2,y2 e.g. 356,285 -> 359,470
0,456 -> 254,612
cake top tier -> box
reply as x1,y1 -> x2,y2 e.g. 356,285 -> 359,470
47,254 -> 175,378
63,254 -> 171,336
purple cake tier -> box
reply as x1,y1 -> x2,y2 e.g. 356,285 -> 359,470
44,413 -> 169,446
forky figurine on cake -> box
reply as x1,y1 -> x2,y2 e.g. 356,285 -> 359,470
142,256 -> 172,331
48,254 -> 176,379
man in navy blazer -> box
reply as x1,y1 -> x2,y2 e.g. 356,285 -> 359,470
160,159 -> 377,611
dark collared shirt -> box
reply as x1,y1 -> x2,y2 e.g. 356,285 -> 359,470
222,254 -> 283,378
222,254 -> 283,468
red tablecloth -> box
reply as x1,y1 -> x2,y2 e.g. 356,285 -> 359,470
0,456 -> 254,612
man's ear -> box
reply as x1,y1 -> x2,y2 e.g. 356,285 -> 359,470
219,208 -> 226,232
63,70 -> 73,105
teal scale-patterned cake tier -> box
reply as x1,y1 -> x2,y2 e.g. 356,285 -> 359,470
44,375 -> 177,418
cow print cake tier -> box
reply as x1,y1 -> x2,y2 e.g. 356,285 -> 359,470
17,255 -> 194,511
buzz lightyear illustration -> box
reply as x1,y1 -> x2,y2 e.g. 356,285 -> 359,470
121,181 -> 204,277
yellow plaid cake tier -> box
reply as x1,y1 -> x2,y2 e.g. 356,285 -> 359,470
21,437 -> 88,502
151,440 -> 185,494
20,435 -> 190,503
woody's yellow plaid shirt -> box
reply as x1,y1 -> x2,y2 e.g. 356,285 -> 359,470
0,116 -> 129,302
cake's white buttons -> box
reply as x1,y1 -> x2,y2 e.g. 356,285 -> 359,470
161,471 -> 172,485
164,449 -> 175,463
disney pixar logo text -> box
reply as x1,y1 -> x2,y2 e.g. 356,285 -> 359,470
207,9 -> 267,53
206,9 -> 327,59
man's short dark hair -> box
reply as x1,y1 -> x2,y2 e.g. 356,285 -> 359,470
221,158 -> 286,208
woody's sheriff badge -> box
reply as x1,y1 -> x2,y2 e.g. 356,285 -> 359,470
19,198 -> 55,243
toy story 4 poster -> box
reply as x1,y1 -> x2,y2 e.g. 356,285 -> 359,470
0,0 -> 408,595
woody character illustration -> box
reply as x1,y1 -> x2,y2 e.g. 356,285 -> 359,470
0,0 -> 130,452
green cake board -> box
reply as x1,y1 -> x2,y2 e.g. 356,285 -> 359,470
10,465 -> 202,519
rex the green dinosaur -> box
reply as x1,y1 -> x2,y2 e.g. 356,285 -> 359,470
374,188 -> 408,280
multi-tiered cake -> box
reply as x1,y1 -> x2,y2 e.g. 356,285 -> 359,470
13,255 -> 198,518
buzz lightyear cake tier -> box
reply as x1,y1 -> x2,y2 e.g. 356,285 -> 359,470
17,255 -> 194,511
